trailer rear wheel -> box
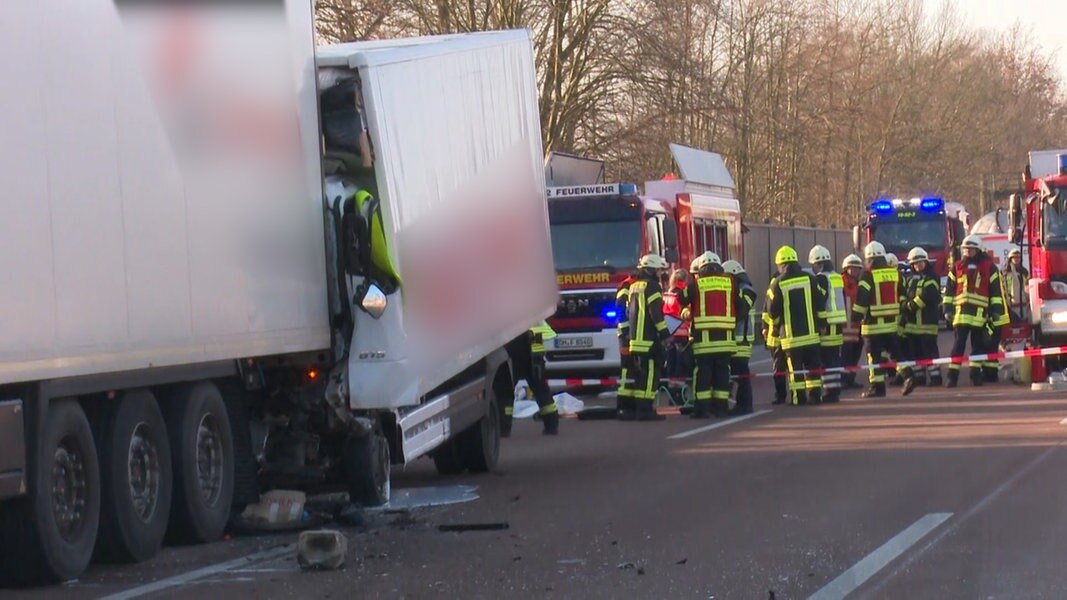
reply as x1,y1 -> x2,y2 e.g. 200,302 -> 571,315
94,389 -> 172,563
342,432 -> 390,506
459,396 -> 500,473
162,383 -> 234,544
0,399 -> 100,585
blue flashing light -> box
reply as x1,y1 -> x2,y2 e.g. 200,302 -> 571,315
619,183 -> 638,195
604,309 -> 619,320
920,197 -> 944,212
871,199 -> 893,214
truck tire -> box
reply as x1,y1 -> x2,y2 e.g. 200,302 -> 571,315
0,399 -> 100,585
431,438 -> 466,475
459,396 -> 500,473
342,433 -> 390,506
162,383 -> 234,545
94,389 -> 172,563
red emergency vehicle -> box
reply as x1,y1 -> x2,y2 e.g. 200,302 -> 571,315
854,196 -> 970,281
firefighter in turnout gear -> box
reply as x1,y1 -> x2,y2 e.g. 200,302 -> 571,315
901,247 -> 943,394
1004,248 -> 1029,323
768,246 -> 826,405
723,260 -> 757,415
627,254 -> 671,421
763,275 -> 791,405
809,245 -> 847,403
885,253 -> 903,386
984,249 -> 1011,383
851,241 -> 902,398
615,275 -> 637,419
502,321 -> 560,435
943,235 -> 1004,387
840,254 -> 865,389
683,252 -> 741,418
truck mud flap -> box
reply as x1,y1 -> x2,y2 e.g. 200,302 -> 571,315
0,399 -> 26,499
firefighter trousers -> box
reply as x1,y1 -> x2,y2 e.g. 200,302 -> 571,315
730,356 -> 753,414
841,339 -> 864,387
948,325 -> 988,385
903,334 -> 940,385
618,349 -> 637,416
865,334 -> 895,393
820,344 -> 842,401
630,346 -> 665,406
983,326 -> 1002,383
771,345 -> 789,403
694,353 -> 731,416
504,341 -> 558,434
786,344 -> 822,405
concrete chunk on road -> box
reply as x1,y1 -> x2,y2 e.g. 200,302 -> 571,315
297,530 -> 348,570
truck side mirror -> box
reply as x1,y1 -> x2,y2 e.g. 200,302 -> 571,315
851,225 -> 862,252
664,247 -> 679,264
662,219 -> 678,249
1008,193 -> 1023,244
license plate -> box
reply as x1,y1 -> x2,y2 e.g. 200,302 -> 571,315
555,336 -> 594,349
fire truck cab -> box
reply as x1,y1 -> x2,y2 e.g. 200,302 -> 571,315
854,196 -> 970,283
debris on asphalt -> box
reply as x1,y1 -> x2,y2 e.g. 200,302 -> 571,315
241,490 -> 307,525
297,530 -> 348,570
305,492 -> 350,515
676,558 -> 688,565
616,561 -> 636,570
367,485 -> 479,512
437,522 -> 510,532
338,504 -> 366,527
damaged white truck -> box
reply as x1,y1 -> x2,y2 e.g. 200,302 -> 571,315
0,1 -> 555,585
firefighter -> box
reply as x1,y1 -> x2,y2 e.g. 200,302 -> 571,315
501,321 -> 560,435
840,254 -> 865,389
763,273 -> 791,405
809,245 -> 847,403
901,247 -> 942,394
851,241 -> 901,398
682,252 -> 739,418
627,253 -> 671,421
1004,248 -> 1029,323
984,250 -> 1012,383
943,235 -> 1004,387
615,274 -> 637,420
723,260 -> 757,415
768,246 -> 826,405
884,253 -> 903,386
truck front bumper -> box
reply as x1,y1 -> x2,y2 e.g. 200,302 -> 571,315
544,329 -> 621,377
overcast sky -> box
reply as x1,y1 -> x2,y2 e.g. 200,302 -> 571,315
929,0 -> 1067,81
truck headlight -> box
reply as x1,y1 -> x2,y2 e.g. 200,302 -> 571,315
1049,310 -> 1067,325
356,283 -> 388,319
1051,281 -> 1067,295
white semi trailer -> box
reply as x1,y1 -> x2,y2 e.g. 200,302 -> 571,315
0,1 -> 555,584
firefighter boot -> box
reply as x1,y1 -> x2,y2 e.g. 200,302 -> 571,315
617,396 -> 636,421
862,384 -> 886,398
690,401 -> 712,419
946,368 -> 959,389
928,368 -> 943,387
902,368 -> 916,396
542,412 -> 560,435
809,388 -> 823,405
969,367 -> 984,387
636,402 -> 666,421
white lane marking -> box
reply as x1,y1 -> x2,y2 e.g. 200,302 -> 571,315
99,544 -> 295,600
808,512 -> 952,600
749,358 -> 773,366
667,409 -> 771,440
1059,417 -> 1067,425
865,444 -> 1059,596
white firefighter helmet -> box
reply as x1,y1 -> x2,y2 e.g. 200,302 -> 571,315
722,260 -> 745,275
808,245 -> 832,265
841,254 -> 864,270
885,253 -> 899,267
1009,247 -> 1022,258
638,253 -> 669,270
907,247 -> 929,264
863,241 -> 886,260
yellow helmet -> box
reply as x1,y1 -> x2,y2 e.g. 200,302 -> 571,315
775,245 -> 798,265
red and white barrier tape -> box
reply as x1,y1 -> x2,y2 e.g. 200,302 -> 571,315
548,344 -> 1067,389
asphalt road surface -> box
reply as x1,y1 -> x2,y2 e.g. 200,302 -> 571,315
12,335 -> 1067,599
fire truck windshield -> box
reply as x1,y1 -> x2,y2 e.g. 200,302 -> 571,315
1044,204 -> 1067,247
550,221 -> 641,272
871,220 -> 946,254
